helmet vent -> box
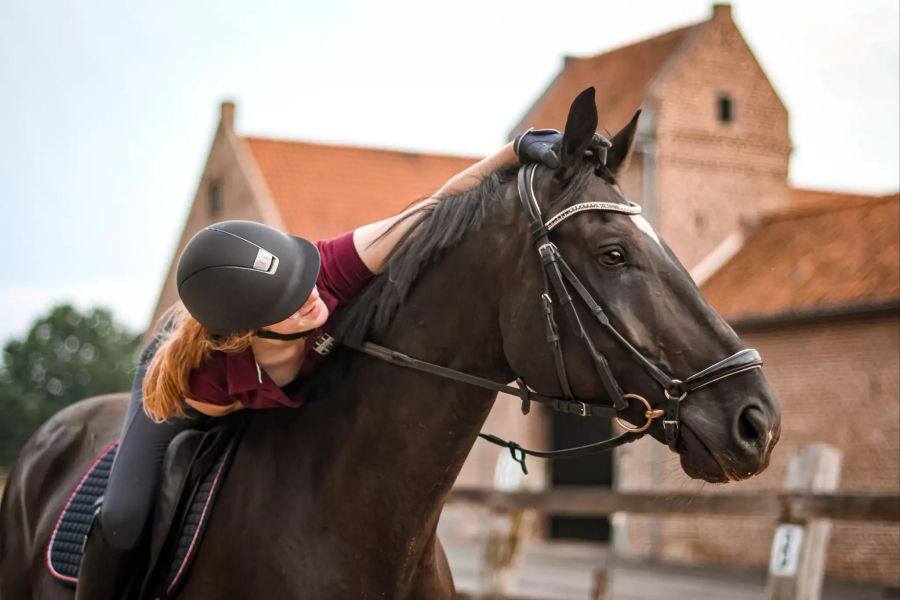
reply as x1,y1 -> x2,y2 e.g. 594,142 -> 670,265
252,248 -> 279,274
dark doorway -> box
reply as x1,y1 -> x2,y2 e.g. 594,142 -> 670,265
549,411 -> 613,541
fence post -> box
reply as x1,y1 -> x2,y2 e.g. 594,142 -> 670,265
767,444 -> 842,600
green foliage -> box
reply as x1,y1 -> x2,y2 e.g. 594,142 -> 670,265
0,304 -> 140,464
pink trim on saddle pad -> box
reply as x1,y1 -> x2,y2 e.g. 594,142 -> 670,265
46,440 -> 120,583
166,443 -> 235,593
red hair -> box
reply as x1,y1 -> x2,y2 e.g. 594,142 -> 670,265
142,304 -> 253,422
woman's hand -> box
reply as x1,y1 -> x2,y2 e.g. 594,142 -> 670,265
513,129 -> 563,168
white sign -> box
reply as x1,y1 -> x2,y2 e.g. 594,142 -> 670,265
769,524 -> 805,577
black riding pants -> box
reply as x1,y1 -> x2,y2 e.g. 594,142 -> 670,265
100,337 -> 209,551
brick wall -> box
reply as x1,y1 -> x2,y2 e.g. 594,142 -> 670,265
617,314 -> 900,584
653,6 -> 791,269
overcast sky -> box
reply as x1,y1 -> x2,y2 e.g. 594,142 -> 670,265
1,0 -> 898,346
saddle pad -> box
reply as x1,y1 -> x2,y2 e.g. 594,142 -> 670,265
46,439 -> 235,593
46,441 -> 119,583
163,442 -> 234,595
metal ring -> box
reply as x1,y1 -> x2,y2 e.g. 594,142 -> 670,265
664,379 -> 688,402
615,393 -> 666,433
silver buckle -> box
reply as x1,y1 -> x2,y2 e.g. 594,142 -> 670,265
577,401 -> 588,416
537,242 -> 557,257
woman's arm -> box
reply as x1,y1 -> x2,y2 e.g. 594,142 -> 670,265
353,142 -> 519,274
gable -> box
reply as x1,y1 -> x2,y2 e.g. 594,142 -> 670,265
510,24 -> 697,137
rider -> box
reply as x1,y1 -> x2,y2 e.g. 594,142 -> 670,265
74,130 -> 566,600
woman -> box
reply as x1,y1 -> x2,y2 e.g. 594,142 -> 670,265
74,130 -> 564,599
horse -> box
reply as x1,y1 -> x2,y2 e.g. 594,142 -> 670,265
0,89 -> 781,599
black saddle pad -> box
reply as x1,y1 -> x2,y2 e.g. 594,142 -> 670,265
47,441 -> 119,584
47,425 -> 241,596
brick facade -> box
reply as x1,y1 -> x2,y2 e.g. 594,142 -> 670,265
650,4 -> 791,267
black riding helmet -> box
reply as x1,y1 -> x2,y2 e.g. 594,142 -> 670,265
176,220 -> 321,337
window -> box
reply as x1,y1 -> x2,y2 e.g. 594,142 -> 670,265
208,180 -> 222,217
718,94 -> 734,124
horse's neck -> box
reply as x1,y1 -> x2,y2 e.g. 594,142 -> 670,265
343,228 -> 512,488
312,223 -> 514,568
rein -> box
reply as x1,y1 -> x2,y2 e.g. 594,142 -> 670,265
344,164 -> 762,474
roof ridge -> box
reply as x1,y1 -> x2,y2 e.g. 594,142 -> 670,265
568,23 -> 700,63
241,135 -> 481,161
766,192 -> 898,222
791,185 -> 898,199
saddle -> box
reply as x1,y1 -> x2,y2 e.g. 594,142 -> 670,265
46,414 -> 246,598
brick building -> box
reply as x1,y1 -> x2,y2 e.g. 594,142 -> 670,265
149,2 -> 899,589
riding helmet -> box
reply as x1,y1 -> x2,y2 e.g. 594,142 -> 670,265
176,220 -> 321,335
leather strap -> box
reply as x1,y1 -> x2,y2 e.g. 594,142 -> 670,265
255,328 -> 316,341
477,430 -> 644,475
343,341 -> 619,419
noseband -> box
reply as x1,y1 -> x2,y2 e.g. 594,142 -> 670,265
345,164 -> 762,472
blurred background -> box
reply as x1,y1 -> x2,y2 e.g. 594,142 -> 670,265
1,1 -> 898,598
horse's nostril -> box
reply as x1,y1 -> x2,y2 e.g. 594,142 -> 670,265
737,405 -> 766,447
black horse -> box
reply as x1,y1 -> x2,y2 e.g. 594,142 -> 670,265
0,91 -> 780,599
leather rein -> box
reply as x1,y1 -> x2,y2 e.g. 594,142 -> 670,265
344,163 -> 762,474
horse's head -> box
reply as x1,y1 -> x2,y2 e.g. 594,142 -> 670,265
499,88 -> 781,482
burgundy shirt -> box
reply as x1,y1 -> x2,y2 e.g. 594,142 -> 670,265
186,230 -> 374,410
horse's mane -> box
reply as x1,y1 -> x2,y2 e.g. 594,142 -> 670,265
334,161 -> 614,347
333,165 -> 516,346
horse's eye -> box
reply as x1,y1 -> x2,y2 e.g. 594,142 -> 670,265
598,247 -> 626,267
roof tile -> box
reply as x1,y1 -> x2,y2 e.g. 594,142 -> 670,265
243,136 -> 478,240
702,192 -> 900,321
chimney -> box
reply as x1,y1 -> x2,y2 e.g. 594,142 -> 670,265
712,3 -> 732,21
220,100 -> 236,132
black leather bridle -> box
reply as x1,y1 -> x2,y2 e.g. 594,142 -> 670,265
344,164 -> 762,473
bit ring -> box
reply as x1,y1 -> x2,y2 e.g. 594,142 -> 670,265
615,393 -> 665,433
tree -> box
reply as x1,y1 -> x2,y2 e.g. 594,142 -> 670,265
0,304 -> 140,464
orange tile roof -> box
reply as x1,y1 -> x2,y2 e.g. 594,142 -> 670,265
242,136 -> 479,240
789,187 -> 888,211
511,24 -> 697,136
702,192 -> 900,322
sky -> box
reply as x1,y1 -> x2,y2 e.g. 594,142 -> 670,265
1,0 -> 898,347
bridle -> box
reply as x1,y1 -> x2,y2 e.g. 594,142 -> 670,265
344,163 -> 762,473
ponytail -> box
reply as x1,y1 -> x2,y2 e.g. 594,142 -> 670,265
142,304 -> 253,423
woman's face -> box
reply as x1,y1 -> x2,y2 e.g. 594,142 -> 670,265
264,286 -> 329,336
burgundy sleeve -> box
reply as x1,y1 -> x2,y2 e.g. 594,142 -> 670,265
315,230 -> 375,308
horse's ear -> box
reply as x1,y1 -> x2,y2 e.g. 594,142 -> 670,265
558,87 -> 598,179
606,110 -> 641,175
